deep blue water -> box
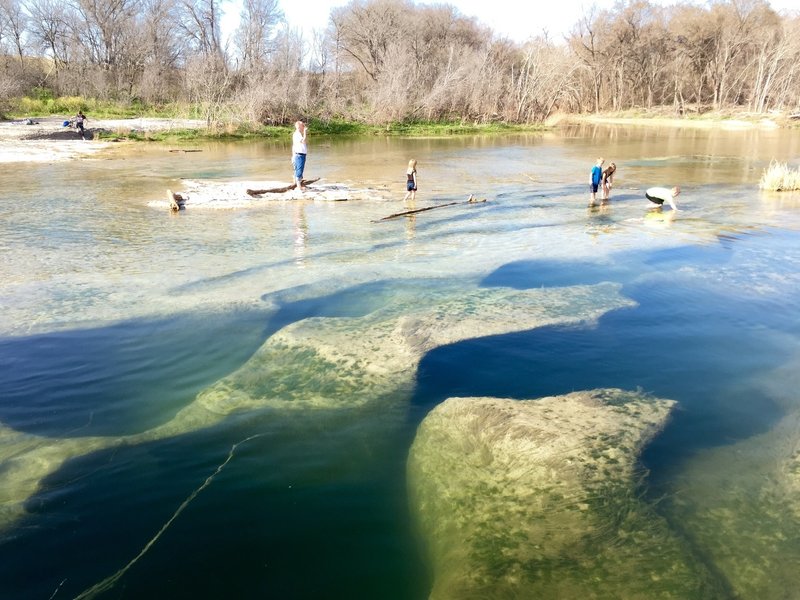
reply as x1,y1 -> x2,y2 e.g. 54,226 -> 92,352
417,229 -> 799,467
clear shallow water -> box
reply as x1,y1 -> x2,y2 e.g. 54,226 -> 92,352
1,126 -> 800,598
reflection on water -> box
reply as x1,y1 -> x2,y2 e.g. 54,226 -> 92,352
293,203 -> 309,267
1,126 -> 800,598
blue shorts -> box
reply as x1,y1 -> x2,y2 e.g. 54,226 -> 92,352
406,180 -> 416,191
591,183 -> 599,193
293,153 -> 306,180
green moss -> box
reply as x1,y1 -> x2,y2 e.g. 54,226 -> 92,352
408,392 -> 727,598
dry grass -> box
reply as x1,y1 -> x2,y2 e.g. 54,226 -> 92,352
760,160 -> 800,191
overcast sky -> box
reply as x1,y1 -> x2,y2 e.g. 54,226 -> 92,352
223,0 -> 800,45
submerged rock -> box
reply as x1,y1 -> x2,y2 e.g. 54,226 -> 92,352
0,281 -> 633,531
196,282 -> 632,413
407,390 -> 723,599
661,357 -> 800,599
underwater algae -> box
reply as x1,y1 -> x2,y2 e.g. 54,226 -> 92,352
660,355 -> 800,599
0,281 -> 634,532
407,390 -> 725,599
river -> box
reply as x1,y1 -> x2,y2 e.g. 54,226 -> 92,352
1,124 -> 800,599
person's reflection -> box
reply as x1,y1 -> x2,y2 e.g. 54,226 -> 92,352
586,201 -> 614,240
293,203 -> 308,267
644,206 -> 677,228
587,201 -> 610,215
405,214 -> 417,241
403,197 -> 417,241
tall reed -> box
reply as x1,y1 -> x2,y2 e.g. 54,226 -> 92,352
760,160 -> 800,191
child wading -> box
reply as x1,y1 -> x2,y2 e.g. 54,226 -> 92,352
403,159 -> 418,202
589,157 -> 604,205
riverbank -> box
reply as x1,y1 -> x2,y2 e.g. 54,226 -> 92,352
0,116 -> 537,162
2,109 -> 797,163
560,108 -> 799,130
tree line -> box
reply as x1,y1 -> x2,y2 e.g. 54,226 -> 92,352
1,0 -> 798,125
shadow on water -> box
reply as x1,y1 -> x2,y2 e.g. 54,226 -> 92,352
0,408 -> 428,600
0,310 -> 270,437
0,280 -> 403,438
0,279 -> 433,599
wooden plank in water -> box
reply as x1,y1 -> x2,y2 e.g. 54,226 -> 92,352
246,178 -> 321,196
374,195 -> 486,222
166,189 -> 186,211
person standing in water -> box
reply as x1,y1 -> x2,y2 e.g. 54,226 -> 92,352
292,120 -> 308,191
403,159 -> 418,201
645,186 -> 680,210
601,162 -> 616,201
589,157 -> 604,205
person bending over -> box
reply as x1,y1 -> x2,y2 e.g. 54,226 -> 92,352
601,162 -> 616,201
645,186 -> 680,210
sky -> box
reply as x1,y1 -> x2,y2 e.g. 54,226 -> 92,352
224,0 -> 800,45
278,0 -> 581,41
222,0 -> 800,42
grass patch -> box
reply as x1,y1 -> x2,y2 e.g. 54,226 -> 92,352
95,118 -> 544,142
8,95 -> 547,140
97,124 -> 290,142
378,121 -> 543,136
759,160 -> 800,191
8,96 -> 189,119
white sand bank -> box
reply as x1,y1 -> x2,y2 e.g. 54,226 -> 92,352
0,117 -> 206,163
153,179 -> 388,209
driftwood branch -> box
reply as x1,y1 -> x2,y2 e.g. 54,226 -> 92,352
246,178 -> 321,196
374,195 -> 486,222
167,189 -> 187,211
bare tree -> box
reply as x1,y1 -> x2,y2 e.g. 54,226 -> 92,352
3,0 -> 800,123
176,0 -> 224,57
569,6 -> 609,113
184,52 -> 231,124
330,0 -> 407,82
700,0 -> 775,108
603,1 -> 671,109
74,0 -> 140,68
138,0 -> 183,101
233,0 -> 282,72
25,0 -> 75,75
0,0 -> 28,62
512,38 -> 578,121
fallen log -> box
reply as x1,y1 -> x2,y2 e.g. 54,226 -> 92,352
168,149 -> 202,153
374,195 -> 486,222
166,189 -> 187,211
246,178 -> 321,196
